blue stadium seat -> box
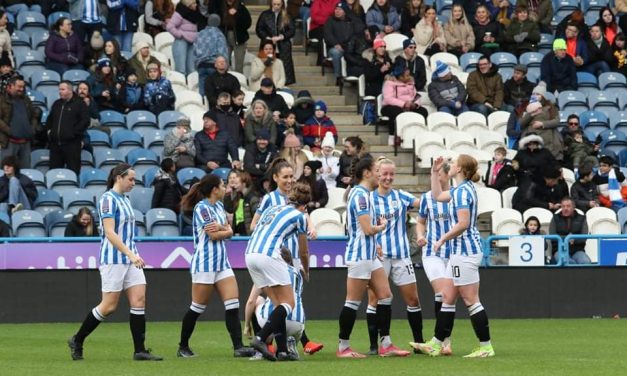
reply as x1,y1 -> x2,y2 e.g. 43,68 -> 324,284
127,148 -> 160,176
33,188 -> 63,217
26,88 -> 46,110
617,206 -> 627,234
619,94 -> 627,111
45,92 -> 60,109
599,129 -> 627,154
46,168 -> 79,197
45,210 -> 74,237
177,167 -> 206,188
580,110 -> 610,137
610,111 -> 627,132
436,0 -> 453,11
81,150 -> 95,168
141,129 -> 166,155
576,72 -> 599,95
146,208 -> 179,236
143,166 -> 160,188
519,52 -> 544,68
539,33 -> 554,54
490,52 -> 517,69
211,167 -> 231,182
554,0 -> 579,17
63,188 -> 96,214
30,69 -> 61,99
15,50 -> 45,78
126,110 -> 158,130
583,11 -> 598,26
558,90 -> 588,114
498,67 -> 513,82
619,149 -> 627,167
134,209 -> 147,236
526,69 -> 540,83
86,129 -> 111,151
588,91 -> 618,112
598,72 -> 627,95
30,29 -> 49,51
11,210 -> 46,237
63,69 -> 91,85
99,110 -> 126,133
20,168 -> 45,188
80,168 -> 108,188
17,11 -> 47,34
460,52 -> 482,72
10,30 -> 30,47
30,149 -> 50,173
47,11 -> 71,27
94,149 -> 126,174
129,187 -> 154,214
158,110 -> 186,129
582,0 -> 608,13
112,129 -> 143,154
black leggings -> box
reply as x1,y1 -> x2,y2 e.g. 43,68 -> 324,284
381,105 -> 429,135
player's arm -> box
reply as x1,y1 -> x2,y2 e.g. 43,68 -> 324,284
103,217 -> 145,267
435,208 -> 469,249
305,213 -> 317,239
358,213 -> 386,235
250,212 -> 261,231
416,216 -> 427,247
205,223 -> 234,241
244,285 -> 263,338
298,233 -> 310,281
430,157 -> 451,202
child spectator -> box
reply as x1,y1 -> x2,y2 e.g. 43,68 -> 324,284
276,110 -> 303,149
143,62 -> 175,115
593,155 -> 627,210
116,69 -> 145,113
565,129 -> 597,170
292,90 -> 315,124
302,100 -> 338,153
483,146 -> 516,192
297,160 -> 329,214
570,163 -> 600,213
519,215 -> 551,264
151,158 -> 187,214
231,89 -> 246,122
64,207 -> 99,237
316,132 -> 340,189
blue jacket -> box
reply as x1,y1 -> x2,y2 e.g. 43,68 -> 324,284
144,76 -> 175,113
193,26 -> 229,68
365,4 -> 400,33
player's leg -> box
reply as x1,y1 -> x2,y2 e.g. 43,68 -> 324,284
394,258 -> 423,344
337,273 -> 369,358
370,265 -> 409,357
262,285 -> 296,360
458,255 -> 493,358
126,276 -> 161,361
216,273 -> 255,357
430,277 -> 455,354
366,288 -> 379,354
178,282 -> 214,357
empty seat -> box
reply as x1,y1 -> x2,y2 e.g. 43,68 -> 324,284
81,150 -> 95,168
63,188 -> 96,214
94,149 -> 126,173
414,131 -> 448,168
12,210 -> 46,237
310,208 -> 344,236
617,206 -> 627,233
175,90 -> 204,110
158,110 -> 186,129
586,206 -> 620,262
10,30 -> 30,47
99,110 -> 126,132
610,111 -> 627,132
143,166 -> 161,188
457,111 -> 488,133
598,71 -> 627,97
427,112 -> 457,133
17,11 -> 47,34
519,51 -> 544,68
21,168 -> 45,188
430,52 -> 460,70
126,110 -> 158,130
155,31 -> 175,52
45,210 -> 74,237
325,187 -> 347,213
30,148 -> 50,173
80,168 -> 108,188
576,71 -> 599,95
140,128 -> 166,155
588,91 -> 618,112
445,131 -> 476,153
599,129 -> 627,154
127,148 -> 160,176
133,209 -> 147,236
558,90 -> 588,114
45,168 -> 78,197
177,167 -> 206,188
129,187 -> 154,214
476,130 -> 506,153
490,52 -> 517,68
554,0 -> 579,17
15,50 -> 46,78
63,69 -> 91,85
146,208 -> 179,236
211,167 -> 231,182
30,69 -> 60,99
501,186 -> 517,210
491,208 -> 524,236
487,110 -> 510,134
382,33 -> 408,59
26,88 -> 46,109
396,112 -> 427,149
580,110 -> 610,137
539,33 -> 554,54
476,187 -> 502,216
112,129 -> 143,154
33,188 -> 63,217
460,52 -> 482,72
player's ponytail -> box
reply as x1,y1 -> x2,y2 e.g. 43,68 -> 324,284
350,155 -> 374,184
288,181 -> 311,207
180,174 -> 222,212
107,163 -> 133,190
457,154 -> 479,182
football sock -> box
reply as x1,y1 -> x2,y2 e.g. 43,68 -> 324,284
258,304 -> 289,343
468,303 -> 491,343
435,303 -> 455,342
75,307 -> 106,344
407,305 -> 424,343
274,304 -> 292,353
224,299 -> 243,349
300,330 -> 310,347
376,298 -> 392,339
251,314 -> 262,335
338,300 -> 360,340
129,308 -> 146,353
366,305 -> 378,349
179,302 -> 205,347
434,293 -> 443,317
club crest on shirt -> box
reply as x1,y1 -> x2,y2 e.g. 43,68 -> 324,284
200,207 -> 212,222
358,195 -> 368,210
391,200 -> 399,208
102,198 -> 110,213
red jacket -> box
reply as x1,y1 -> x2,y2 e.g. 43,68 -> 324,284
302,115 -> 337,148
310,0 -> 339,31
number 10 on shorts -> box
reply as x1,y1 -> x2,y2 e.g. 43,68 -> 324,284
508,236 -> 544,266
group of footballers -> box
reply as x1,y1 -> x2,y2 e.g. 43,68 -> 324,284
66,151 -> 494,362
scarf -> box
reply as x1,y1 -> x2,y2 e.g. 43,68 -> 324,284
176,2 -> 207,29
608,168 -> 624,209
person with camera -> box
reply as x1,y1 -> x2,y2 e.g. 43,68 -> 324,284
250,41 -> 286,92
164,118 -> 196,169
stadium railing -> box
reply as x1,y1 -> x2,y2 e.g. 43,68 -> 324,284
483,234 -> 565,267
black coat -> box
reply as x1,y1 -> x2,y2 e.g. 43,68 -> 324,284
256,9 -> 296,85
513,148 -> 557,185
512,178 -> 569,213
0,173 -> 37,207
215,106 -> 244,148
46,93 -> 90,145
503,77 -> 534,108
253,90 -> 289,117
570,180 -> 598,213
151,173 -> 186,214
549,212 -> 588,254
194,129 -> 239,171
363,52 -> 392,97
483,159 -> 517,192
106,3 -> 140,34
64,216 -> 99,237
400,7 -> 420,38
586,37 -> 614,65
244,143 -> 278,179
394,53 -> 427,92
204,72 -> 241,109
220,3 -> 252,45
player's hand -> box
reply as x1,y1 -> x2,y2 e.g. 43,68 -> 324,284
205,222 -> 219,233
302,268 -> 310,282
376,244 -> 383,258
130,254 -> 145,269
433,239 -> 443,252
378,215 -> 387,229
308,227 -> 317,240
417,236 -> 427,247
244,321 -> 253,338
431,156 -> 445,174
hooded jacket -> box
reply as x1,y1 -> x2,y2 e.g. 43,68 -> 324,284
365,3 -> 401,33
466,64 -> 504,108
513,134 -> 558,184
520,102 -> 563,161
444,14 -> 475,51
394,52 -> 427,92
302,115 -> 337,148
427,74 -> 467,108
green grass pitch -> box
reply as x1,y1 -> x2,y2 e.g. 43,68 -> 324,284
0,319 -> 624,375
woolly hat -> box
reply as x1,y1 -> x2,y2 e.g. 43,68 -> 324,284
284,133 -> 301,148
90,30 -> 104,50
260,77 -> 274,87
256,129 -> 271,140
518,133 -> 544,150
373,38 -> 386,50
321,131 -> 335,148
305,160 -> 322,172
391,59 -> 407,78
135,41 -> 150,50
314,100 -> 327,113
208,14 -> 221,27
513,64 -> 527,73
403,38 -> 416,49
526,101 -> 542,113
532,81 -> 547,97
335,2 -> 349,12
203,110 -> 219,123
97,57 -> 111,68
146,62 -> 160,71
553,38 -> 567,51
433,60 -> 451,78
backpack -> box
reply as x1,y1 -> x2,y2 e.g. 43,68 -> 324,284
361,100 -> 376,125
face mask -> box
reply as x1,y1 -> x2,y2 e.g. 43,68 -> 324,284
530,95 -> 538,103
219,104 -> 230,111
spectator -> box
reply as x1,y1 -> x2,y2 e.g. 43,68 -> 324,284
506,107 -> 524,149
116,69 -> 145,114
127,41 -> 160,85
0,77 -> 39,169
565,130 -> 597,170
64,207 -> 99,237
555,9 -> 588,40
0,156 -> 37,214
394,38 -> 427,92
583,24 -> 612,76
83,25 -> 105,72
203,56 -> 240,108
151,158 -> 186,214
163,118 -> 196,169
223,170 -> 260,235
46,81 -> 89,175
487,0 -> 514,28
76,81 -> 102,129
194,110 -> 241,172
515,0 -> 552,33
231,89 -> 246,121
596,7 -> 619,45
362,38 -> 392,97
256,0 -> 296,85
144,0 -> 175,37
250,41 -> 286,92
143,62 -> 175,115
292,90 -> 315,124
428,60 -> 468,115
483,146 -> 517,192
336,135 -> 370,188
346,0 -> 366,23
215,92 -> 244,148
549,196 -> 591,264
244,99 -> 277,146
471,4 -> 502,57
298,160 -> 329,213
413,6 -> 446,56
571,163 -> 600,213
400,0 -> 426,38
512,165 -> 568,213
252,78 -> 289,118
563,22 -> 589,72
106,0 -> 140,53
303,100 -> 338,152
503,64 -> 534,109
0,11 -> 12,67
611,32 -> 627,75
316,132 -> 340,189
466,55 -> 508,116
0,54 -> 15,96
365,0 -> 401,37
618,0 -> 627,37
503,5 -> 540,56
86,58 -> 118,111
593,155 -> 627,210
519,215 -> 552,264
540,38 -> 577,93
45,17 -> 84,75
444,4 -> 475,57
381,61 -> 428,146
512,133 -> 557,185
243,129 -> 278,190
167,0 -> 202,75
324,3 -> 360,86
309,0 -> 340,64
519,82 -> 563,162
69,0 -> 103,44
221,0 -> 252,74
277,110 -> 303,148
100,39 -> 128,83
278,130 -> 308,179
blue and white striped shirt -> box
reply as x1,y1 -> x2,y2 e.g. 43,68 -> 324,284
82,0 -> 101,24
372,189 -> 416,259
418,191 -> 452,258
190,199 -> 231,273
257,190 -> 299,260
98,190 -> 138,265
450,181 -> 483,256
246,205 -> 307,258
259,264 -> 305,323
345,185 -> 376,262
